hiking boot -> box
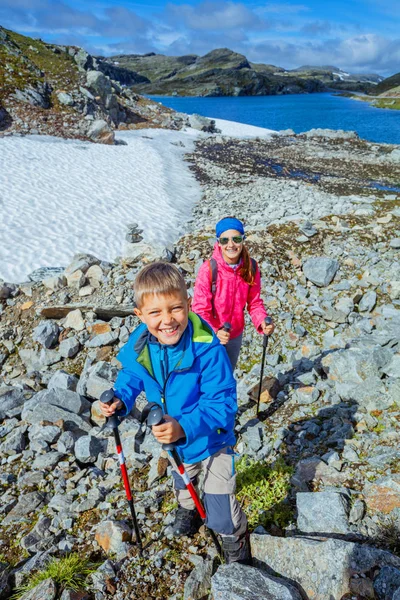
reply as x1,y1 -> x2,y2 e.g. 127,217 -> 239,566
222,529 -> 252,565
172,507 -> 202,537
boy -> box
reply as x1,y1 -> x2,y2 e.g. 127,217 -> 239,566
100,262 -> 250,564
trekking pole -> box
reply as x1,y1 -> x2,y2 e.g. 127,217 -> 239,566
100,389 -> 143,554
146,404 -> 222,557
256,316 -> 273,417
223,322 -> 231,334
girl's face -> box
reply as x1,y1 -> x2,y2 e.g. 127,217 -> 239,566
218,228 -> 244,265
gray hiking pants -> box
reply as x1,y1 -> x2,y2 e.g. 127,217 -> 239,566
169,446 -> 248,538
225,333 -> 243,370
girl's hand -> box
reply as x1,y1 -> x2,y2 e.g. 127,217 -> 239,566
216,328 -> 230,345
261,320 -> 275,336
152,415 -> 185,444
99,397 -> 123,416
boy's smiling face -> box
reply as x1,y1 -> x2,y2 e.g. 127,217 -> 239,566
134,291 -> 189,345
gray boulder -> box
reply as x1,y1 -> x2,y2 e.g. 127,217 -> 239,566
211,563 -> 302,599
21,389 -> 91,433
303,257 -> 339,287
0,283 -> 12,299
297,491 -> 350,534
57,92 -> 74,106
86,119 -> 115,144
18,578 -> 57,600
188,114 -> 218,133
0,386 -> 25,419
322,346 -> 390,385
74,435 -> 105,463
64,253 -> 100,276
13,82 -> 52,109
47,370 -> 78,391
0,562 -> 10,599
359,290 -> 377,313
251,534 -> 400,600
2,491 -> 46,525
184,558 -> 213,600
59,337 -> 80,358
32,320 -> 59,349
0,427 -> 27,456
374,565 -> 400,599
74,48 -> 94,71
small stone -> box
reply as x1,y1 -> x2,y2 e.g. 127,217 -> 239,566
64,309 -> 85,331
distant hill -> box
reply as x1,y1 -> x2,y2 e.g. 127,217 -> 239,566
100,48 -> 326,97
373,72 -> 400,96
100,49 -> 383,97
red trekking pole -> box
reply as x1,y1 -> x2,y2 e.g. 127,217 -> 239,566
146,404 -> 222,557
100,389 -> 143,554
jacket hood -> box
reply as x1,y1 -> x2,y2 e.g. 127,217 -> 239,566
118,312 -> 219,375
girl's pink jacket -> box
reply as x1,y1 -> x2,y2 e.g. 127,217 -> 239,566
192,243 -> 268,339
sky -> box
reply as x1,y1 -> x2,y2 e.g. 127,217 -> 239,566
0,0 -> 399,76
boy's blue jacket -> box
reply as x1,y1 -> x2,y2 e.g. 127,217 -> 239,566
113,312 -> 237,464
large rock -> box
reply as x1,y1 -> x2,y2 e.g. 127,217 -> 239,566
86,119 -> 115,144
47,370 -> 78,391
184,558 -> 213,600
297,491 -> 350,534
19,578 -> 57,600
74,435 -> 105,463
251,534 -> 400,600
363,475 -> 400,516
374,566 -> 400,599
21,389 -> 91,433
32,320 -> 59,349
13,82 -> 52,109
322,345 -> 391,385
64,254 -> 100,277
211,563 -> 303,599
302,257 -> 339,287
2,491 -> 46,525
95,520 -> 131,556
0,386 -> 26,419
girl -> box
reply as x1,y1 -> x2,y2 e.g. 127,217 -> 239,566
192,216 -> 274,370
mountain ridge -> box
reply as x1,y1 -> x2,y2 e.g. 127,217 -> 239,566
100,47 -> 384,97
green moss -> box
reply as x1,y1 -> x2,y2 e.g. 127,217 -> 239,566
0,27 -> 79,104
11,553 -> 100,598
236,456 -> 294,530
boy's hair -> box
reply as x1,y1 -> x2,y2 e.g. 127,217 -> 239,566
134,262 -> 188,308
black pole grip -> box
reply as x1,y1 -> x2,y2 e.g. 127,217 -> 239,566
100,389 -> 115,404
100,389 -> 119,429
223,322 -> 231,333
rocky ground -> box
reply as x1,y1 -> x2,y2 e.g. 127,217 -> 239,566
1,128 -> 400,600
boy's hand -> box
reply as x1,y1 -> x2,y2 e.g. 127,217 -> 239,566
216,328 -> 230,345
99,397 -> 123,417
152,415 -> 185,444
261,320 -> 275,336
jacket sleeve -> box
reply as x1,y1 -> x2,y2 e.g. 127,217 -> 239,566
178,345 -> 237,447
192,261 -> 219,332
247,263 -> 268,333
113,367 -> 144,417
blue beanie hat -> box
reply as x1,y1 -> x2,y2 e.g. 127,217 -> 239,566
216,217 -> 245,239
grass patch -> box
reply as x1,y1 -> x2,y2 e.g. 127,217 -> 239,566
11,553 -> 100,598
236,456 -> 294,530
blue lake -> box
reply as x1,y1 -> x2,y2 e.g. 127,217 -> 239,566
150,93 -> 400,145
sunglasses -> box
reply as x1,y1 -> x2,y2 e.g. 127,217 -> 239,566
218,236 -> 244,245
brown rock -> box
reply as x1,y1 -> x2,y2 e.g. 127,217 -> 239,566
364,475 -> 400,514
88,322 -> 111,335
